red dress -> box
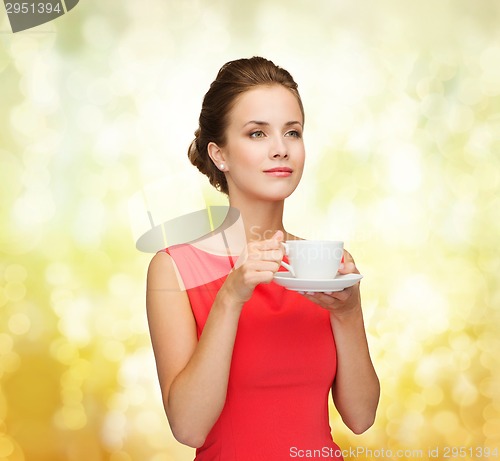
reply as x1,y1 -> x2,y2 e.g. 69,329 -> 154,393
164,243 -> 343,461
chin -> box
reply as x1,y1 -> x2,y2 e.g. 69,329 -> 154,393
257,186 -> 298,202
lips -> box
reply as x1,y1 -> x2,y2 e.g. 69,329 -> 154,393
263,167 -> 293,173
263,167 -> 293,178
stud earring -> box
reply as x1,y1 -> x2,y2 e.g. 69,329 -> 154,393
219,163 -> 225,170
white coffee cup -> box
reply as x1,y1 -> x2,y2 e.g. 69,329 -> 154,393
280,240 -> 344,279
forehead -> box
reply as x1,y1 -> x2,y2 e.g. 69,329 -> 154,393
229,85 -> 303,124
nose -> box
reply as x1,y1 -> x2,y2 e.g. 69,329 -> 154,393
271,136 -> 288,159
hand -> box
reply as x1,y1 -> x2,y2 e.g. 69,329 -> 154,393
220,230 -> 285,306
300,250 -> 361,318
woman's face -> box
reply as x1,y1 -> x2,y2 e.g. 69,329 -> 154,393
217,84 -> 305,202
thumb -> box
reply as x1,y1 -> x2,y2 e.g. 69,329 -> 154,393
272,230 -> 284,241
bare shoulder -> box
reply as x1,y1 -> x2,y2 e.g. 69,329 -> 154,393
147,251 -> 186,291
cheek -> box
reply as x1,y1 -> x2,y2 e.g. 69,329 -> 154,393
295,147 -> 306,166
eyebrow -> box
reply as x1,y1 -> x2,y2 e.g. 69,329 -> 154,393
243,120 -> 303,128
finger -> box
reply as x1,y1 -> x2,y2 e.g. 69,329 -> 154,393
248,248 -> 284,262
328,286 -> 355,301
338,249 -> 359,274
343,249 -> 355,264
307,292 -> 337,306
273,230 -> 284,241
251,238 -> 283,251
245,260 -> 281,273
338,261 -> 358,274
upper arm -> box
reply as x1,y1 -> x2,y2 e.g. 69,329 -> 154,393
146,251 -> 198,409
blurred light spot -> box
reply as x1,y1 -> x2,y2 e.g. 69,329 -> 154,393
397,411 -> 425,445
0,288 -> 7,308
134,410 -> 162,435
389,275 -> 449,336
109,274 -> 136,298
422,385 -> 444,406
10,103 -> 46,137
480,46 -> 500,95
458,77 -> 483,105
107,165 -> 131,192
111,321 -> 133,342
50,288 -> 74,316
415,354 -> 444,387
29,56 -> 59,112
439,198 -> 476,244
77,172 -> 108,201
127,385 -> 147,406
8,313 -> 30,335
452,374 -> 478,406
449,333 -> 476,371
421,93 -> 448,119
448,104 -> 475,133
50,339 -> 79,365
480,376 -> 500,399
432,411 -> 459,434
60,360 -> 90,388
21,164 -> 51,191
465,125 -> 493,158
87,79 -> 113,106
83,15 -> 115,49
4,282 -> 26,302
4,264 -> 27,283
54,404 -> 87,430
72,198 -> 106,248
118,349 -> 154,387
107,392 -> 129,413
76,104 -> 105,134
103,340 -> 126,362
0,434 -> 15,457
57,298 -> 92,345
45,263 -> 72,286
0,334 -> 14,354
479,351 -> 497,371
404,393 -> 426,412
0,351 -> 21,374
12,191 -> 55,227
102,410 -> 127,448
61,386 -> 83,405
477,332 -> 500,354
476,163 -> 499,193
482,419 -> 500,439
109,451 -> 133,461
387,144 -> 422,192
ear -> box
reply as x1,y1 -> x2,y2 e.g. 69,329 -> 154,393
207,142 -> 228,171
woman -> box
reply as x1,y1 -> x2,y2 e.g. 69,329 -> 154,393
146,56 -> 379,460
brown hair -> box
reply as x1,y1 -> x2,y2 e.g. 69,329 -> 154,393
187,56 -> 304,195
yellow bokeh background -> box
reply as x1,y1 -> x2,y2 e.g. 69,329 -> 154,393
1,1 -> 499,460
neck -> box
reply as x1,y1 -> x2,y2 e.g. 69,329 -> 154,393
233,198 -> 286,243
214,194 -> 289,255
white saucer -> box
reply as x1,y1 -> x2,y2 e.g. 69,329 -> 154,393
273,272 -> 363,292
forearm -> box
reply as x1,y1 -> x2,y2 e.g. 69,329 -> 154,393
330,307 -> 380,434
166,290 -> 242,446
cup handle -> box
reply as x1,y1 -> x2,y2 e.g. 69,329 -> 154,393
280,260 -> 295,277
280,242 -> 296,277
